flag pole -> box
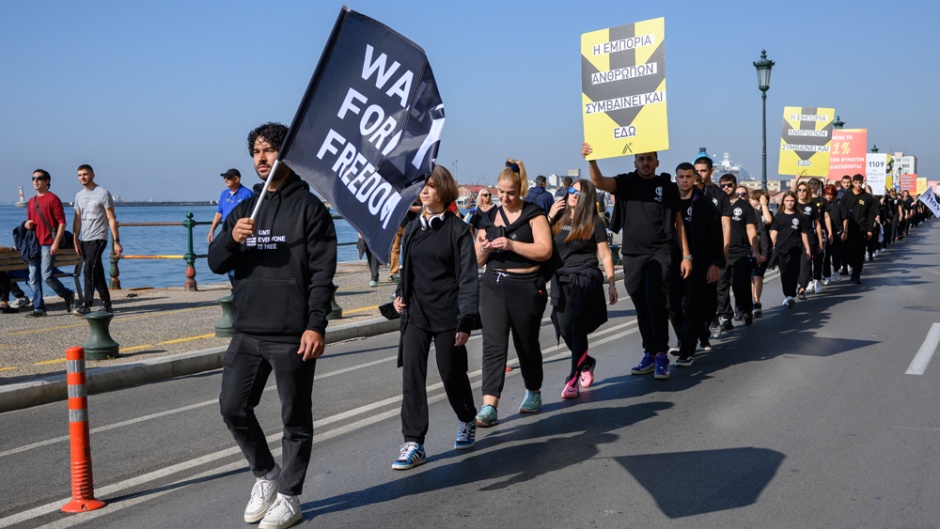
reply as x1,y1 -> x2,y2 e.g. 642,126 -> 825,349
249,159 -> 281,222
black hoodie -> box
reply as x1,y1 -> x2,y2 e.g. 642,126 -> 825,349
208,174 -> 337,340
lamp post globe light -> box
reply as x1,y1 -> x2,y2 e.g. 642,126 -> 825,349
754,50 -> 774,192
833,115 -> 845,129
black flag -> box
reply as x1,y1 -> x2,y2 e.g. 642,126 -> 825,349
278,7 -> 445,262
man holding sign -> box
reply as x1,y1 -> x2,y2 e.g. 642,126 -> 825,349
209,123 -> 337,529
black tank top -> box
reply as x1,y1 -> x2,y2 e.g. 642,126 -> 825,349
485,202 -> 545,270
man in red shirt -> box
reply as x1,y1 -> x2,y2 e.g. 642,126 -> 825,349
24,169 -> 75,316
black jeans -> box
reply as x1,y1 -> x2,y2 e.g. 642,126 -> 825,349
717,254 -> 754,318
80,239 -> 111,308
0,272 -> 26,303
400,324 -> 476,444
479,270 -> 547,398
219,333 -> 317,496
668,266 -> 706,357
622,251 -> 671,354
778,247 -> 802,297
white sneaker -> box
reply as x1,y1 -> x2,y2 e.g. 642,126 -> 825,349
244,466 -> 279,523
832,271 -> 841,282
813,280 -> 822,294
259,493 -> 302,529
822,277 -> 831,286
14,297 -> 30,308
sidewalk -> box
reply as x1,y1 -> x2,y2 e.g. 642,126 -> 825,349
0,261 -> 401,412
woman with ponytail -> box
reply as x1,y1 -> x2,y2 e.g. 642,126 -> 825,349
474,159 -> 553,426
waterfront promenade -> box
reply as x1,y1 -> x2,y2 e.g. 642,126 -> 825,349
0,261 -> 399,408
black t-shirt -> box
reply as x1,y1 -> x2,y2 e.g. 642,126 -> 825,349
555,217 -> 607,267
614,173 -> 678,255
798,201 -> 820,244
826,198 -> 844,235
903,197 -> 914,212
408,224 -> 458,332
771,211 -> 809,252
728,198 -> 758,256
702,184 -> 732,217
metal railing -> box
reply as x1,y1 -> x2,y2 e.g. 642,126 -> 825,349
111,212 -> 354,294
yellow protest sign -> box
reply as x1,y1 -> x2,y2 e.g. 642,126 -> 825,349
581,17 -> 667,160
917,177 -> 927,195
778,106 -> 835,177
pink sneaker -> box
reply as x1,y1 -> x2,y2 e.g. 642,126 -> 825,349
578,356 -> 597,388
561,376 -> 580,400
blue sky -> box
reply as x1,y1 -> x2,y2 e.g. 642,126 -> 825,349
1,0 -> 935,202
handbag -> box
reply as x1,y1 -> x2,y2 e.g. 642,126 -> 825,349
32,197 -> 74,249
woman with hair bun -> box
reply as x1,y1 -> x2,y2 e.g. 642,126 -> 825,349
474,159 -> 553,426
547,179 -> 617,399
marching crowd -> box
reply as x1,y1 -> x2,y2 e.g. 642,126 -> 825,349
200,122 -> 933,529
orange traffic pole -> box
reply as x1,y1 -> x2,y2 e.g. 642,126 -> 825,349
61,346 -> 106,513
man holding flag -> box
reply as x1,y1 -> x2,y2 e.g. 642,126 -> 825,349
209,122 -> 337,529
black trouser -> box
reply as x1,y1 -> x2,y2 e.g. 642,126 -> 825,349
845,228 -> 867,279
80,239 -> 110,308
400,324 -> 476,444
823,236 -> 843,278
479,270 -> 547,398
717,254 -> 754,318
700,280 -> 718,342
798,242 -> 821,290
366,251 -> 380,282
0,272 -> 26,303
554,281 -> 595,381
778,247 -> 802,297
668,266 -> 706,357
219,333 -> 317,496
889,217 -> 898,245
622,251 -> 671,354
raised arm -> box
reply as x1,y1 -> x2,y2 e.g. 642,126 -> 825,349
581,143 -> 617,194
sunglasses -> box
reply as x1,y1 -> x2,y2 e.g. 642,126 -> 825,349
797,189 -> 809,192
720,183 -> 735,188
736,192 -> 748,198
479,194 -> 490,197
569,189 -> 581,197
32,176 -> 48,181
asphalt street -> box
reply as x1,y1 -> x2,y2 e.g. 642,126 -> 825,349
1,221 -> 939,529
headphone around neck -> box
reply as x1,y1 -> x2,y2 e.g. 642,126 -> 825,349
419,211 -> 445,230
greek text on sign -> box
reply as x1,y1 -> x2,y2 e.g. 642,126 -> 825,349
581,17 -> 668,160
778,106 -> 835,177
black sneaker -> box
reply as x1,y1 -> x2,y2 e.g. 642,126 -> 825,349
26,311 -> 47,318
798,290 -> 807,301
700,339 -> 713,352
73,307 -> 91,317
102,302 -> 113,313
752,303 -> 762,318
743,312 -> 753,327
64,294 -> 75,314
675,356 -> 694,367
719,317 -> 734,332
708,322 -> 722,338
1,306 -> 19,314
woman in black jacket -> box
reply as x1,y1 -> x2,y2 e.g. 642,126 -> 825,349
391,165 -> 480,471
546,179 -> 617,399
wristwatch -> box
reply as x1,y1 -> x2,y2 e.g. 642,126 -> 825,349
682,255 -> 693,261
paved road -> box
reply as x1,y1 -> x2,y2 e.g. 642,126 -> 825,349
1,221 -> 938,529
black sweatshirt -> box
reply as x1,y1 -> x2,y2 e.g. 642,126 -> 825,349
208,174 -> 337,340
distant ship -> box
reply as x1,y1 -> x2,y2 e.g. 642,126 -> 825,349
696,148 -> 753,181
14,186 -> 26,207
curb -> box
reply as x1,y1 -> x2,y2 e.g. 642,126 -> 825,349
0,316 -> 400,413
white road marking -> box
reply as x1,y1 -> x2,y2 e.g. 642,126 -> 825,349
906,322 -> 940,375
0,321 -> 639,528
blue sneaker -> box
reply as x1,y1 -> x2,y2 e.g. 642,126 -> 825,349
454,420 -> 476,450
654,354 -> 670,380
392,442 -> 426,470
475,404 -> 498,427
631,352 -> 655,375
519,390 -> 541,413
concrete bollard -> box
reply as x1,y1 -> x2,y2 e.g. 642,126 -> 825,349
215,295 -> 234,338
82,312 -> 120,360
327,287 -> 342,321
61,346 -> 106,513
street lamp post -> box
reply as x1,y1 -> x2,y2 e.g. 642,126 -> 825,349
753,50 -> 775,192
833,115 -> 845,129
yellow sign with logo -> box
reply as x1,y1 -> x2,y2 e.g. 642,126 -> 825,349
917,177 -> 927,195
581,17 -> 668,160
778,106 -> 835,177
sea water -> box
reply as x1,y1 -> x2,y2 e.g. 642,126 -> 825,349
0,205 -> 359,289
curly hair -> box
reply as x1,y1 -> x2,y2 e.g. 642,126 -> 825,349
247,122 -> 289,156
